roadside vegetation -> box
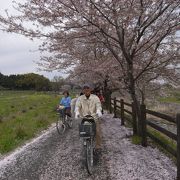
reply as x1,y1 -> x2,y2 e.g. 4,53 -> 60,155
159,90 -> 180,104
150,88 -> 180,118
0,90 -> 60,154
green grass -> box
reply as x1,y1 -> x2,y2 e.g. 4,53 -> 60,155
159,90 -> 180,104
131,135 -> 142,145
159,97 -> 180,104
0,90 -> 61,154
147,127 -> 177,163
148,127 -> 177,151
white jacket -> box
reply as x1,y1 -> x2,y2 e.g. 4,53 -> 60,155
75,94 -> 102,120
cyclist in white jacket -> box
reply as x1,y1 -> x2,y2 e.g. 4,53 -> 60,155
75,84 -> 102,151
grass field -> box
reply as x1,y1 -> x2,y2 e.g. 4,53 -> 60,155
159,89 -> 180,104
0,91 -> 61,154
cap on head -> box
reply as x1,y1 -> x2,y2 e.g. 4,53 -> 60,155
82,83 -> 93,89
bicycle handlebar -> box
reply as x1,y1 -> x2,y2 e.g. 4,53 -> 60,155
80,116 -> 95,125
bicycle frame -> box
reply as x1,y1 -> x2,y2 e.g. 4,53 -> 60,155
56,109 -> 72,134
79,116 -> 96,175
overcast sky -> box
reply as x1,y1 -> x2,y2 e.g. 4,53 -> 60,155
0,0 -> 62,80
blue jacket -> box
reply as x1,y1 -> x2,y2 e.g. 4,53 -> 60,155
60,97 -> 71,108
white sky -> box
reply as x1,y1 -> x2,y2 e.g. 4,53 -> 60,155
0,0 -> 63,80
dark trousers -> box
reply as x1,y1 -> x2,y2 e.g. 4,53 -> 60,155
59,107 -> 71,117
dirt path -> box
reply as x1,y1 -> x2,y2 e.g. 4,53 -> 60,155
0,114 -> 176,180
101,114 -> 176,180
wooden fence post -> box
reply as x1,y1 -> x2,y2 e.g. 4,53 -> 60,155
177,113 -> 180,180
120,99 -> 124,125
109,97 -> 112,114
140,104 -> 147,147
132,102 -> 137,135
136,101 -> 141,136
104,91 -> 111,112
113,97 -> 117,118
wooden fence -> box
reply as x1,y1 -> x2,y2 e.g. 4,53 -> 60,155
108,97 -> 180,180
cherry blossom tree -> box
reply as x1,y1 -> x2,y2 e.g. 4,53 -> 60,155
0,0 -> 179,120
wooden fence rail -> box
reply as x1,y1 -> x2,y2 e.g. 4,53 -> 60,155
146,109 -> 176,123
109,97 -> 180,180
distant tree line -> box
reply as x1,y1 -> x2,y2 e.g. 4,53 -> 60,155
0,72 -> 78,92
0,73 -> 51,91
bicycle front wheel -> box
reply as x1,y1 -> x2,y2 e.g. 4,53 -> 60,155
56,116 -> 65,134
86,139 -> 94,175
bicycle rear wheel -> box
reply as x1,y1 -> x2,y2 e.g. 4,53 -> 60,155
86,139 -> 94,175
67,115 -> 73,128
56,115 -> 66,134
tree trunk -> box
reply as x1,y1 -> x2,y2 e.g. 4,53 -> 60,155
127,62 -> 142,135
103,77 -> 112,110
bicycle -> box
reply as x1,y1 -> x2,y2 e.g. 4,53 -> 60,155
79,115 -> 96,175
56,106 -> 73,134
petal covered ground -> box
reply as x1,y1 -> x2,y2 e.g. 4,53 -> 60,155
0,113 -> 176,180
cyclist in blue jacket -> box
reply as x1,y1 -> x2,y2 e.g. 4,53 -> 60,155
58,90 -> 71,117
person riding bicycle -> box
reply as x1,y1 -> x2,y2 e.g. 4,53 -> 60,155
58,90 -> 71,117
75,84 -> 102,152
96,90 -> 105,114
71,92 -> 83,118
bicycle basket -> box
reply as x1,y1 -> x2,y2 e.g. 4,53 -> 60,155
79,121 -> 96,137
58,105 -> 65,110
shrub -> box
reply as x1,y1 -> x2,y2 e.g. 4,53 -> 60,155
21,109 -> 27,113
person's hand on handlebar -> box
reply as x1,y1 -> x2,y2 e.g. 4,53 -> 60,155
96,109 -> 102,117
75,111 -> 80,119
